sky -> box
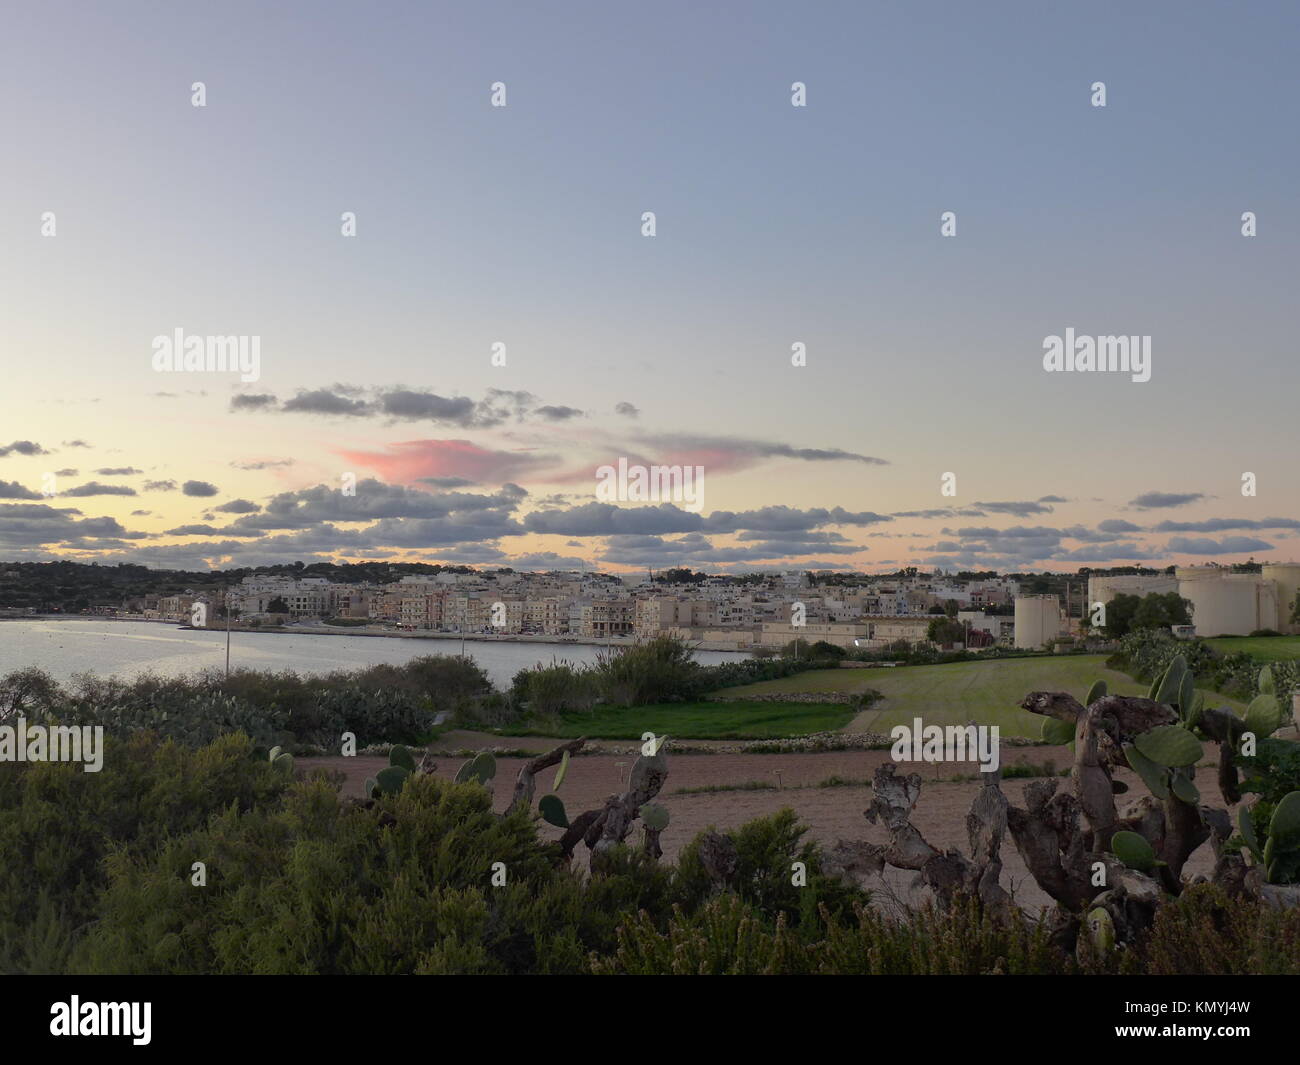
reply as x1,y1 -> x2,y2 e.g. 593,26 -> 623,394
1,0 -> 1298,574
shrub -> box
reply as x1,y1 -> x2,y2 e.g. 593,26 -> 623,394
0,732 -> 290,974
593,635 -> 702,706
510,662 -> 599,717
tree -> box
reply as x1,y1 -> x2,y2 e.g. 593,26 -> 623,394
926,617 -> 964,646
1102,592 -> 1192,638
268,596 -> 289,614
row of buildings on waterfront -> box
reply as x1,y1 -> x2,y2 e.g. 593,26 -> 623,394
117,570 -> 1025,650
105,564 -> 1300,652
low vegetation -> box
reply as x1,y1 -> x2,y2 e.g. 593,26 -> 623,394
3,729 -> 1298,975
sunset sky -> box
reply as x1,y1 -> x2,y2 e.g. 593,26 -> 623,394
2,1 -> 1298,573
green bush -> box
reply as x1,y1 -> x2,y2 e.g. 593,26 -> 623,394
593,635 -> 703,706
510,661 -> 599,717
0,732 -> 290,973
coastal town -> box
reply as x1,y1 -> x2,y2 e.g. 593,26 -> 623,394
15,561 -> 1298,652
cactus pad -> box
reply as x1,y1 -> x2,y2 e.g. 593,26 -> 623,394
1133,724 -> 1202,768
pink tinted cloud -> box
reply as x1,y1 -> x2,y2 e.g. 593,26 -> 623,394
337,439 -> 557,485
545,446 -> 762,485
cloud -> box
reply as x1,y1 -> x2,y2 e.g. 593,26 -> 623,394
0,441 -> 50,457
144,480 -> 178,491
1130,492 -> 1205,509
93,467 -> 142,476
525,502 -> 705,537
182,481 -> 219,497
0,481 -> 41,500
228,386 -> 572,429
63,440 -> 91,448
632,433 -> 887,473
217,480 -> 525,534
338,439 -> 557,486
533,405 -> 584,421
212,499 -> 261,513
376,390 -> 478,422
1166,535 -> 1275,555
0,503 -> 145,548
418,476 -> 478,489
282,389 -> 370,416
61,482 -> 138,497
615,402 -> 640,418
230,393 -> 278,411
508,551 -> 593,569
230,457 -> 294,470
1152,517 -> 1300,533
972,500 -> 1056,516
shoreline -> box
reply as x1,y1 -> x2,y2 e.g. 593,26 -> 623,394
0,614 -> 755,655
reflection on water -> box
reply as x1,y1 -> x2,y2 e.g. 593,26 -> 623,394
0,619 -> 748,689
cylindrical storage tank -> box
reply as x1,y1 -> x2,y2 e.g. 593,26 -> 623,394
1178,574 -> 1260,637
1087,574 -> 1178,610
1262,564 -> 1300,633
1014,595 -> 1061,649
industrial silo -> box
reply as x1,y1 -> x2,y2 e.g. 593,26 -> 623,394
1262,564 -> 1300,633
1177,569 -> 1265,636
1014,595 -> 1061,649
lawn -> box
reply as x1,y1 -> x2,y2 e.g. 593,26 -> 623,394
516,700 -> 855,740
718,654 -> 1244,738
1205,635 -> 1300,662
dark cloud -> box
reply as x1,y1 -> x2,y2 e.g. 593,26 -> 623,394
212,499 -> 261,513
377,390 -> 477,422
144,480 -> 177,491
0,481 -> 41,500
282,389 -> 370,416
1130,492 -> 1205,509
418,476 -> 478,489
533,405 -> 584,421
0,440 -> 49,457
1153,517 -> 1300,533
615,402 -> 640,418
973,500 -> 1056,516
93,467 -> 142,476
230,393 -> 278,411
0,503 -> 144,549
61,482 -> 138,497
182,481 -> 220,497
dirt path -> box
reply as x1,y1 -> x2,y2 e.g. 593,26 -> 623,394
299,741 -> 1233,913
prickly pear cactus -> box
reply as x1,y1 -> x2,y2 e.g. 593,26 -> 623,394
1086,906 -> 1116,953
639,803 -> 670,831
1111,830 -> 1157,872
1124,743 -> 1171,800
538,794 -> 569,828
455,751 -> 497,785
1133,724 -> 1201,768
376,765 -> 410,795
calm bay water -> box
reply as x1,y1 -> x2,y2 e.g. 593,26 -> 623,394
0,619 -> 748,689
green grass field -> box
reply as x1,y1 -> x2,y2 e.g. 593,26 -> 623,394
719,654 -> 1244,738
1205,636 -> 1300,662
517,700 -> 855,740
